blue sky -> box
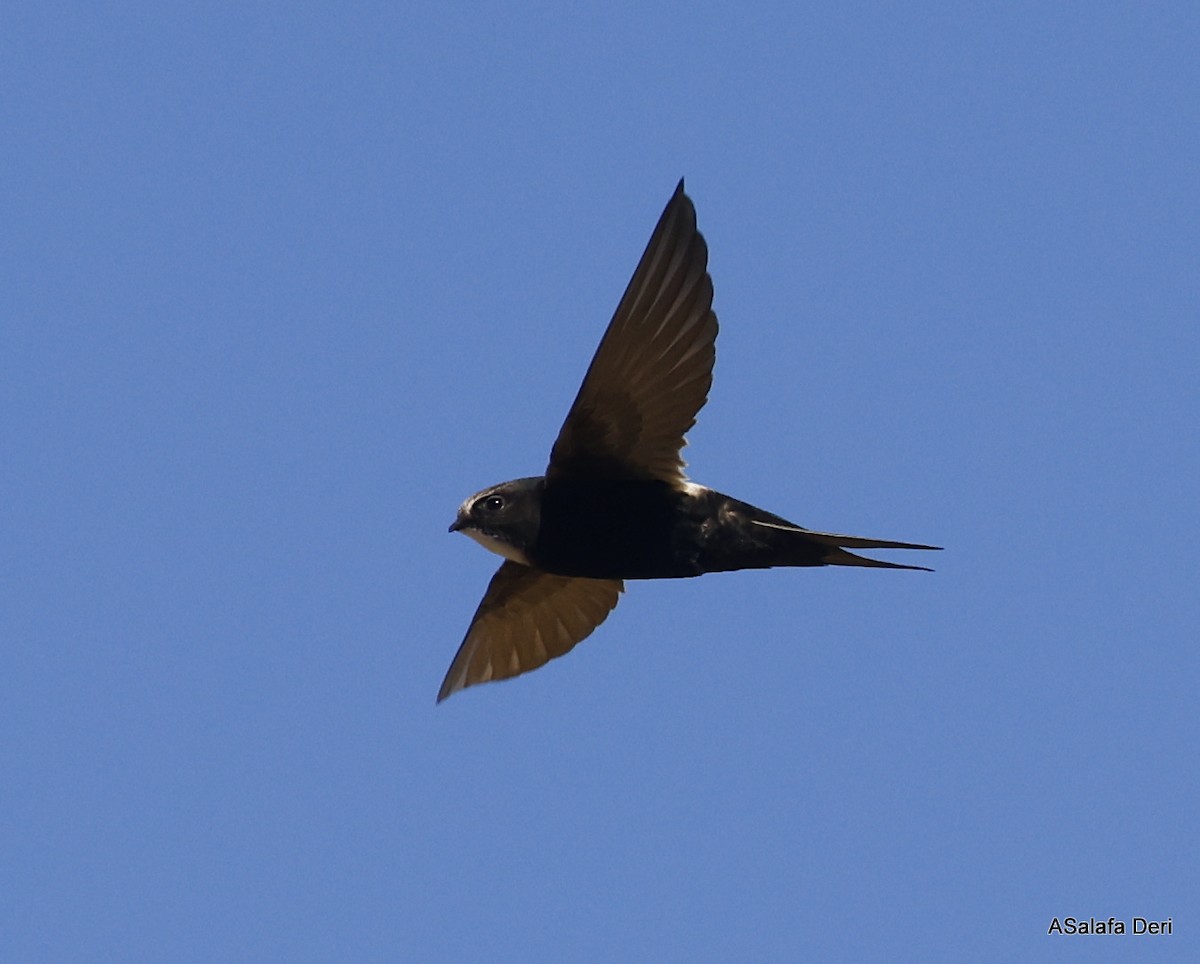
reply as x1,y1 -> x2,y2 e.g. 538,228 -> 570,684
4,2 -> 1197,961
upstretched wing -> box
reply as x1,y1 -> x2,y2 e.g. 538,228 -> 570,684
547,180 -> 718,485
437,561 -> 624,702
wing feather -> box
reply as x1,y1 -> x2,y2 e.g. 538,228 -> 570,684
547,180 -> 718,484
437,561 -> 624,702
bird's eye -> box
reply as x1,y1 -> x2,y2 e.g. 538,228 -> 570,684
479,494 -> 505,512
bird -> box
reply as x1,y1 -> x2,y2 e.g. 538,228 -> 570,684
440,180 -> 939,702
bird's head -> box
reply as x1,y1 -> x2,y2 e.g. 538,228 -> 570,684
449,476 -> 544,566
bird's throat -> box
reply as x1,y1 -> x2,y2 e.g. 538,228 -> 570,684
463,528 -> 533,567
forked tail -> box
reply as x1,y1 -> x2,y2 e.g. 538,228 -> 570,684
750,519 -> 942,572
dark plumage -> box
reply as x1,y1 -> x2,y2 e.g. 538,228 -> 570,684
441,181 -> 939,702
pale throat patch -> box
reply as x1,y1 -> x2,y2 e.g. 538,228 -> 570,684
464,528 -> 533,567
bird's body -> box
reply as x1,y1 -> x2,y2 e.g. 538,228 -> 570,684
454,475 -> 929,580
440,180 -> 939,702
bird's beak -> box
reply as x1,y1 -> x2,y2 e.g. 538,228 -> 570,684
448,518 -> 464,533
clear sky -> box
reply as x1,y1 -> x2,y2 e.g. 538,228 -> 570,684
4,3 -> 1197,962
